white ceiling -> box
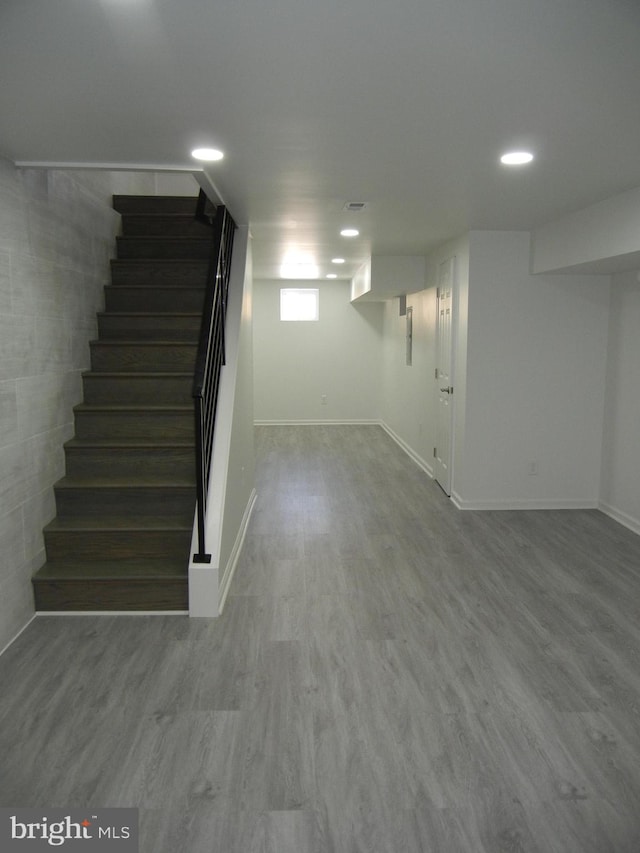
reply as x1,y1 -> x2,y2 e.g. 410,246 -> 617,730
2,0 -> 640,281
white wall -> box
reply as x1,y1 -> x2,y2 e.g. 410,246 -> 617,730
378,231 -> 611,510
599,270 -> 640,533
531,185 -> 640,274
218,231 -> 255,591
379,235 -> 469,476
153,172 -> 200,197
380,292 -> 435,472
454,231 -> 610,509
253,278 -> 383,422
0,158 -> 157,652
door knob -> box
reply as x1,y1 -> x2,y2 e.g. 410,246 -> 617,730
440,386 -> 453,394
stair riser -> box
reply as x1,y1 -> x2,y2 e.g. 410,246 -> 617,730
34,579 -> 188,611
117,237 -> 211,260
65,446 -> 195,480
44,529 -> 192,560
75,411 -> 194,441
121,216 -> 212,237
110,260 -> 208,287
90,343 -> 198,373
97,315 -> 201,341
82,374 -> 193,405
105,286 -> 205,313
55,487 -> 196,521
113,195 -> 198,216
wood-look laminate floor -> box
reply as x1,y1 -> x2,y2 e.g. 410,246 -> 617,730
2,424 -> 640,852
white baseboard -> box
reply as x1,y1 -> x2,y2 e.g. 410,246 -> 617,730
0,614 -> 37,659
598,501 -> 640,537
380,422 -> 434,478
35,611 -> 188,616
218,489 -> 258,615
254,419 -> 380,426
451,493 -> 598,511
450,491 -> 465,509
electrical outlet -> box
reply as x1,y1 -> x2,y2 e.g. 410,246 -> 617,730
527,461 -> 539,476
321,394 -> 327,405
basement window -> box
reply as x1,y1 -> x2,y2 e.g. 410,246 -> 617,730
280,288 -> 319,321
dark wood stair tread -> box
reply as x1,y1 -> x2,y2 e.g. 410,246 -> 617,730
108,264 -> 208,280
116,236 -> 211,259
117,235 -> 210,243
74,403 -> 193,412
64,437 -> 195,448
111,258 -> 207,263
111,256 -> 207,261
90,337 -> 198,342
45,516 -> 192,531
121,213 -> 201,220
33,559 -> 188,581
108,260 -> 208,289
106,282 -> 206,288
121,214 -> 208,222
113,196 -> 198,215
54,475 -> 196,489
97,312 -> 201,317
81,370 -> 194,378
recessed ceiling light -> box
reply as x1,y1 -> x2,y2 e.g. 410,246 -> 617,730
326,273 -> 338,279
500,151 -> 534,165
191,147 -> 224,161
332,258 -> 345,264
340,228 -> 359,237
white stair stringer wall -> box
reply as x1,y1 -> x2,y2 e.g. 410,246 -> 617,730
189,226 -> 256,617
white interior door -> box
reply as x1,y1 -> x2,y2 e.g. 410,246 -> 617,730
435,258 -> 455,495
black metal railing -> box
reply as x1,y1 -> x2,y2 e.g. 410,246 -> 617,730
192,190 -> 237,563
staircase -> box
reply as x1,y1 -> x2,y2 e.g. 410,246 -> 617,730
32,195 -> 213,611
